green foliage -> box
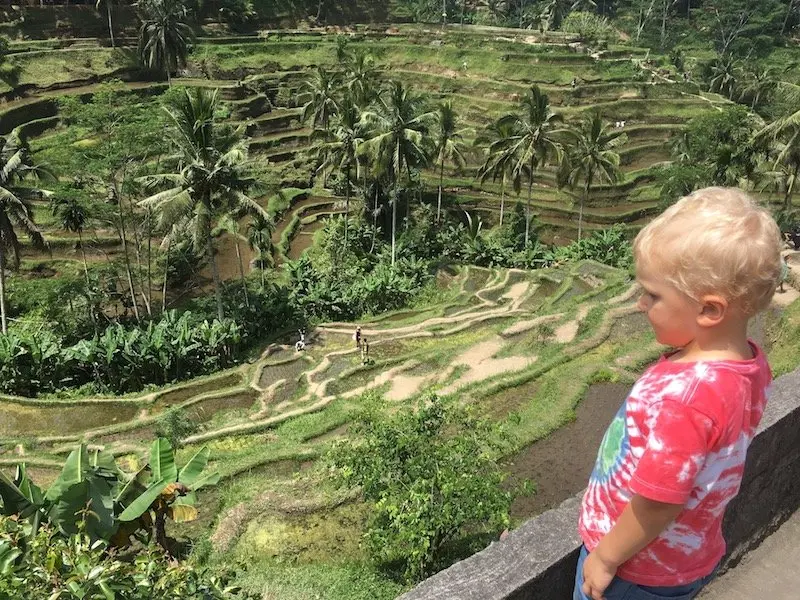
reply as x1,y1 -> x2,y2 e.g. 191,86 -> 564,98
550,224 -> 633,270
672,105 -> 760,186
287,215 -> 435,321
329,392 -> 512,582
0,445 -> 120,541
156,407 -> 200,449
0,310 -> 241,397
0,438 -> 217,554
562,11 -> 618,44
138,0 -> 194,82
117,438 -> 219,551
0,516 -> 249,599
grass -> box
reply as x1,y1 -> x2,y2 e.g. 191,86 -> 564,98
766,297 -> 800,377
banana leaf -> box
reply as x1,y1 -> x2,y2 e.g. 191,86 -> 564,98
149,438 -> 177,483
118,479 -> 169,522
0,469 -> 38,519
45,444 -> 90,502
183,469 -> 220,491
0,540 -> 21,575
47,471 -> 115,540
177,446 -> 210,487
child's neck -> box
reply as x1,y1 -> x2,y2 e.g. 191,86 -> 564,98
671,320 -> 752,363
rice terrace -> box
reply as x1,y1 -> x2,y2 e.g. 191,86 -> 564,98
0,1 -> 799,599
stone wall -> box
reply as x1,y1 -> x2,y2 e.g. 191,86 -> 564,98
401,366 -> 800,600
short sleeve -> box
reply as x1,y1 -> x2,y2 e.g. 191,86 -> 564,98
629,400 -> 718,505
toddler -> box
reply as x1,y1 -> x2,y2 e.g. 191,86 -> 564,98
574,187 -> 783,600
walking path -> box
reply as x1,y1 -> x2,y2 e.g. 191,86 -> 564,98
700,510 -> 800,599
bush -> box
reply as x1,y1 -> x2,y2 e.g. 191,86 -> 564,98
0,517 -> 251,599
561,12 -> 618,44
0,311 -> 242,397
329,392 -> 512,582
551,224 -> 633,270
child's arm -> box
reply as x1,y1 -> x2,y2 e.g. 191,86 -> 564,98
581,494 -> 683,600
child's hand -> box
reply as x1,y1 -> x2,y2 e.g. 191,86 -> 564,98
581,550 -> 618,600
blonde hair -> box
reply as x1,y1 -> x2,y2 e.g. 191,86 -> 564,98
634,187 -> 782,316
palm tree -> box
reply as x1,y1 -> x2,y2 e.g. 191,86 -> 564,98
540,0 -> 591,30
345,50 -> 382,107
94,0 -> 116,48
497,85 -> 564,247
360,81 -> 435,266
738,65 -> 779,110
301,67 -> 341,133
140,88 -> 269,320
51,196 -> 99,329
558,112 -> 624,241
96,0 -> 116,48
708,55 -> 738,100
317,98 -> 363,252
433,101 -> 468,223
0,134 -> 50,334
246,214 -> 273,291
214,213 -> 252,308
137,0 -> 194,86
51,196 -> 90,286
477,119 -> 516,226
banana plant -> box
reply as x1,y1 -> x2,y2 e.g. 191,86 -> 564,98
0,445 -> 120,543
117,438 -> 218,554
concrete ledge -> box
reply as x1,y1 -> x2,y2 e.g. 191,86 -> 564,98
401,366 -> 800,600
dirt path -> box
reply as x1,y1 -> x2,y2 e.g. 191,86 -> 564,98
506,382 -> 630,518
554,305 -> 590,343
439,337 -> 536,396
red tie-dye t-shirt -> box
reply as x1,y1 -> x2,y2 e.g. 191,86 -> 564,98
578,341 -> 771,587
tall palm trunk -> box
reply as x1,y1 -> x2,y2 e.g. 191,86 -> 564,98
128,196 -> 151,317
162,236 -> 171,313
370,184 -> 378,254
344,162 -> 351,251
786,163 -> 800,212
0,245 -> 7,335
146,209 -> 153,316
525,154 -> 534,248
106,3 -> 115,48
235,237 -> 249,308
579,176 -> 591,242
207,231 -> 224,321
391,185 -> 398,266
499,175 -> 506,226
78,229 -> 97,332
437,159 -> 444,222
116,183 -> 141,323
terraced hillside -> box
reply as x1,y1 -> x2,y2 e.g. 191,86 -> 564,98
0,25 -> 749,270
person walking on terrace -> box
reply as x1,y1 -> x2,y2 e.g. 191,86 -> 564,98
575,187 -> 783,600
361,337 -> 370,365
353,326 -> 362,350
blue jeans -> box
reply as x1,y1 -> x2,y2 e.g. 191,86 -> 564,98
573,545 -> 717,600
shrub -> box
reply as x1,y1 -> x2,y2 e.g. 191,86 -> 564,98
0,517 -> 250,599
561,12 -> 618,44
329,392 -> 512,582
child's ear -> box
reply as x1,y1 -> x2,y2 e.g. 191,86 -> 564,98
697,294 -> 728,327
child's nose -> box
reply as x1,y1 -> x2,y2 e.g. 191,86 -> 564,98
637,294 -> 649,312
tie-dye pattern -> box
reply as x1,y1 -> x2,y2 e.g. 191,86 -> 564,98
578,341 -> 771,587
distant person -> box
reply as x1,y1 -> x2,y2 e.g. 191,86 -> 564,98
353,326 -> 362,350
361,337 -> 370,365
295,329 -> 306,352
575,187 -> 782,600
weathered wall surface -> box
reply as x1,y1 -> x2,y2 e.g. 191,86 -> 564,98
401,366 -> 800,600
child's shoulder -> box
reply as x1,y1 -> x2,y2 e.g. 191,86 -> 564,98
634,345 -> 770,408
